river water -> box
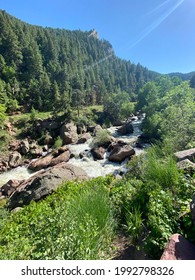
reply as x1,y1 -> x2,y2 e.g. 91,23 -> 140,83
68,117 -> 145,177
0,117 -> 145,187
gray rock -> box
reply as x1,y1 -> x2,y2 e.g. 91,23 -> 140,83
8,163 -> 88,210
60,122 -> 78,144
108,144 -> 135,162
77,123 -> 87,134
8,151 -> 22,168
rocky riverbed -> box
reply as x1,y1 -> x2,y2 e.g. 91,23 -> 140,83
0,115 -> 148,209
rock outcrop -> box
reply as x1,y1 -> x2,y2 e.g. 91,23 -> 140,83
8,163 -> 88,210
60,122 -> 78,144
160,234 -> 195,260
28,147 -> 71,171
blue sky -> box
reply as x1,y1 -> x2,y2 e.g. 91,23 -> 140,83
0,0 -> 194,74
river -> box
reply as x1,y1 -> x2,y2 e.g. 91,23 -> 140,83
0,116 -> 146,187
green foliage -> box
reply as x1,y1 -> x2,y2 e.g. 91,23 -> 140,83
0,130 -> 11,155
0,207 -> 9,231
145,188 -> 178,259
124,205 -> 144,242
0,10 -> 158,114
53,136 -> 63,149
120,102 -> 135,119
103,91 -> 132,123
142,146 -> 179,190
190,73 -> 195,88
0,103 -> 6,125
30,106 -> 38,122
0,178 -> 115,260
110,178 -> 147,241
138,80 -> 195,150
91,129 -> 111,148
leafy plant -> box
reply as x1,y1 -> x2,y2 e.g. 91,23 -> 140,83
53,136 -> 62,149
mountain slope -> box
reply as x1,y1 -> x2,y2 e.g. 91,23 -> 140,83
0,10 -> 159,112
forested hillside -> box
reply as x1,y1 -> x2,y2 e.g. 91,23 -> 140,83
1,10 -> 195,261
0,10 -> 158,114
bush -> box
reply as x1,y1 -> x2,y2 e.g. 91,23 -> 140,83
90,129 -> 111,148
30,106 -> 38,122
145,187 -> 178,259
142,146 -> 179,190
53,136 -> 63,149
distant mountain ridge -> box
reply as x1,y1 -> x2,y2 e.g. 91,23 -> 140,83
167,71 -> 195,81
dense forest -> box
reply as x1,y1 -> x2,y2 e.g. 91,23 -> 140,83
1,10 -> 195,261
0,9 -> 158,116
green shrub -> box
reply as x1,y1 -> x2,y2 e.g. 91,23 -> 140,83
30,106 -> 38,122
124,205 -> 144,242
0,130 -> 11,156
53,136 -> 62,149
142,146 -> 179,190
145,187 -> 178,259
90,129 -> 111,148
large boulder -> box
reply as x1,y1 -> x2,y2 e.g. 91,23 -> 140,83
117,122 -> 134,135
174,148 -> 195,162
60,122 -> 78,144
8,151 -> 22,168
77,133 -> 92,144
108,143 -> 135,162
160,234 -> 195,260
50,150 -> 70,166
91,147 -> 106,160
8,163 -> 88,210
28,154 -> 53,171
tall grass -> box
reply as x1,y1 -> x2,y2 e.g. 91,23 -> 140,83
0,180 -> 115,260
142,145 -> 179,190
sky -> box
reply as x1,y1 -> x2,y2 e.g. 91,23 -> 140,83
0,0 -> 195,74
